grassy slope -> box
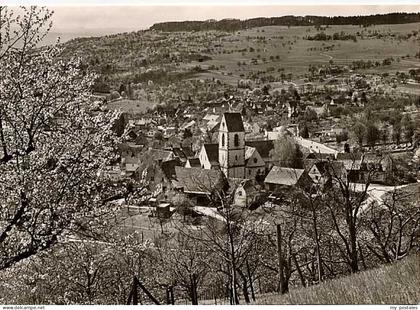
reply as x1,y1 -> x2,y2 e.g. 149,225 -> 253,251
61,22 -> 420,91
254,255 -> 420,305
193,23 -> 420,85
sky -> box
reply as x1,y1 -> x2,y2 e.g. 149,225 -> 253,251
4,2 -> 420,43
48,5 -> 420,33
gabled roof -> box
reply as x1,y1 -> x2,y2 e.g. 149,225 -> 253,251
203,143 -> 219,165
206,120 -> 220,132
160,158 -> 182,180
238,179 -> 260,193
203,114 -> 221,122
172,147 -> 186,160
118,143 -> 143,153
186,157 -> 201,168
175,167 -> 223,194
245,140 -> 275,159
180,120 -> 196,131
264,166 -> 305,186
222,112 -> 244,132
182,146 -> 195,158
305,152 -> 334,160
310,161 -> 328,174
245,146 -> 256,161
126,128 -> 139,140
149,149 -> 174,162
327,161 -> 347,178
135,133 -> 148,146
306,160 -> 347,178
172,147 -> 194,161
336,152 -> 363,161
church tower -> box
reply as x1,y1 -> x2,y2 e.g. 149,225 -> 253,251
219,112 -> 245,179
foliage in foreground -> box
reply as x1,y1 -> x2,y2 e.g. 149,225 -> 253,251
0,6 -> 119,271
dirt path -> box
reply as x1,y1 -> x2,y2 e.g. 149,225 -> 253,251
351,183 -> 413,215
320,53 -> 334,61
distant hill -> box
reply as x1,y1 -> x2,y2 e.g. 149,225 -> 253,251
254,254 -> 420,305
150,13 -> 420,32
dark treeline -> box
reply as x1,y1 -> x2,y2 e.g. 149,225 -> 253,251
150,13 -> 420,32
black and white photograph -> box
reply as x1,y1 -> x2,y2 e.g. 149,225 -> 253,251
0,0 -> 419,307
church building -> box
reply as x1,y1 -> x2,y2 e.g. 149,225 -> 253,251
198,112 -> 272,180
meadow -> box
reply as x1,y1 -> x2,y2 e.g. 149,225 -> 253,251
189,23 -> 420,86
107,98 -> 157,114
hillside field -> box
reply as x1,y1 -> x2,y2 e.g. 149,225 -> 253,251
189,23 -> 420,86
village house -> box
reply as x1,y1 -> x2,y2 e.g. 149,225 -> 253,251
264,166 -> 312,192
180,120 -> 197,132
174,166 -> 225,205
140,158 -> 181,196
158,126 -> 178,139
244,140 -> 276,172
244,146 -> 266,180
233,179 -> 262,208
333,152 -> 395,184
170,146 -> 195,165
306,160 -> 347,189
119,110 -> 402,209
127,117 -> 155,129
120,143 -> 144,177
198,143 -> 220,169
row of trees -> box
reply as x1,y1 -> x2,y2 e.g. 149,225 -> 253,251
1,163 -> 418,305
150,13 -> 420,32
306,32 -> 357,42
350,110 -> 416,147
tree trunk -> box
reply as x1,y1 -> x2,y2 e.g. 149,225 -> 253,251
349,220 -> 359,273
238,269 -> 250,304
190,274 -> 198,305
312,209 -> 323,283
214,289 -> 217,305
226,281 -> 232,304
276,224 -> 286,294
242,278 -> 250,304
170,286 -> 175,305
136,277 -> 160,305
132,276 -> 139,305
358,242 -> 367,270
292,253 -> 306,287
166,286 -> 171,305
227,213 -> 239,304
246,260 -> 256,301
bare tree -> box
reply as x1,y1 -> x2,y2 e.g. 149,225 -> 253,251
155,233 -> 210,305
321,159 -> 374,273
270,135 -> 304,169
360,185 -> 420,264
177,179 -> 269,304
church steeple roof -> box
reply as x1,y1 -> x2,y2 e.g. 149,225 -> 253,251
222,112 -> 244,132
